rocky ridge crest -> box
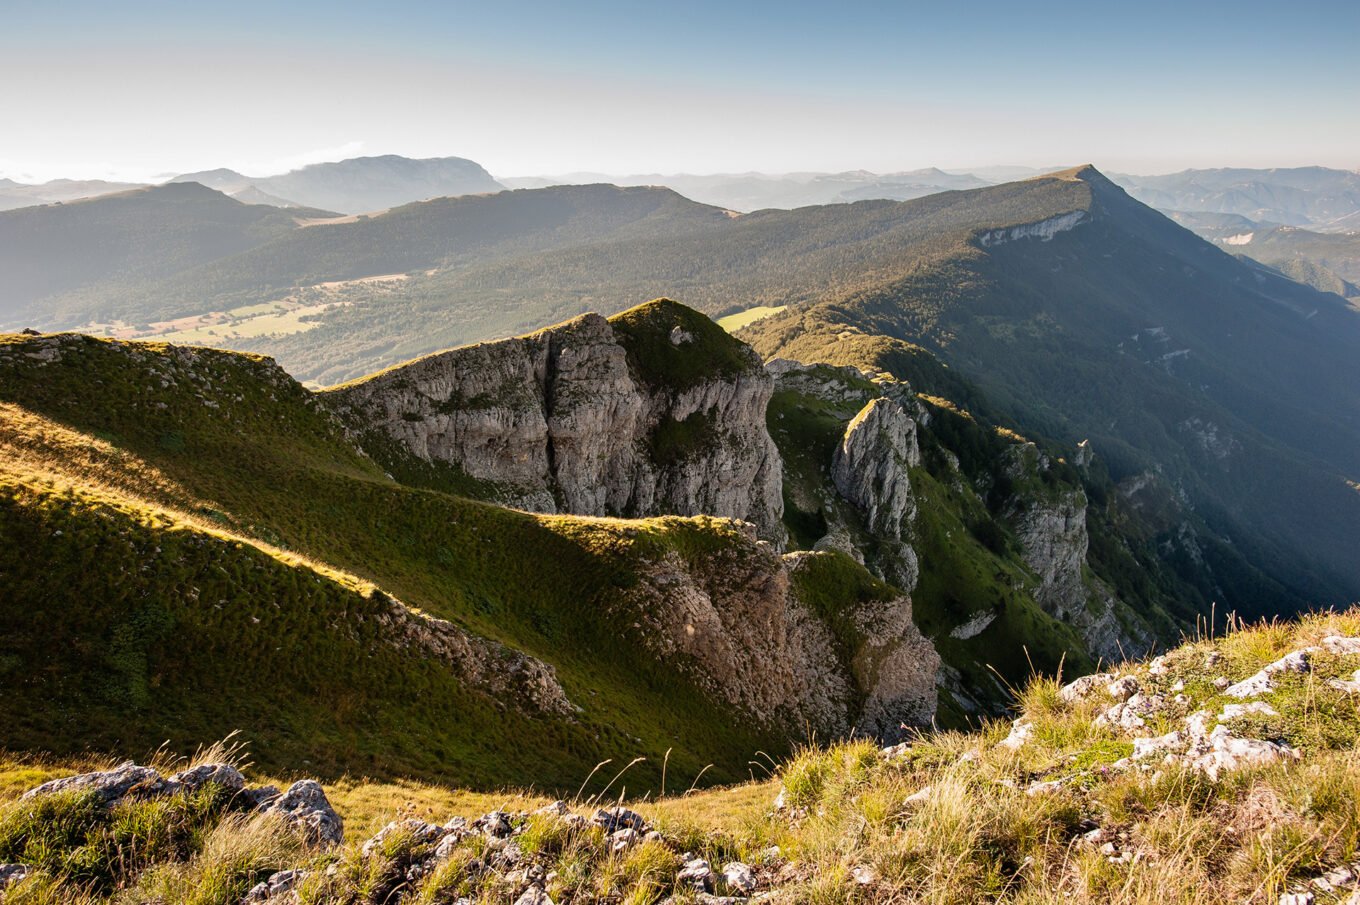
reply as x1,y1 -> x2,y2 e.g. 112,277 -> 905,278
326,302 -> 785,544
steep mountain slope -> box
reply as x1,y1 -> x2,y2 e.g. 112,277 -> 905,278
0,311 -> 937,790
318,303 -> 1231,724
745,167 -> 1360,610
0,183 -> 336,327
229,176 -> 1116,383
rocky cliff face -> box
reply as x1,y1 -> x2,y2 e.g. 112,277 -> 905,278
618,519 -> 938,739
370,591 -> 576,717
831,394 -> 922,591
325,301 -> 785,543
1004,444 -> 1152,662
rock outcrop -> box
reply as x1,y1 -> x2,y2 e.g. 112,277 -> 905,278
1004,443 -> 1151,662
370,591 -> 576,717
832,394 -> 922,590
19,762 -> 342,846
326,301 -> 784,544
619,519 -> 938,740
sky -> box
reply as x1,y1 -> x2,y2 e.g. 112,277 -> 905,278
2,0 -> 1358,183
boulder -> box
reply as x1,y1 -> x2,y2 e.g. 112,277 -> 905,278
242,868 -> 306,903
21,761 -> 167,804
514,888 -> 555,905
723,861 -> 757,894
167,762 -> 246,794
259,780 -> 343,846
360,818 -> 452,858
0,864 -> 30,888
591,806 -> 648,834
1226,649 -> 1315,698
472,810 -> 514,838
1059,673 -> 1117,703
677,856 -> 714,892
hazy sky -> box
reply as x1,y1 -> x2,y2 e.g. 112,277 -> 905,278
3,0 -> 1357,182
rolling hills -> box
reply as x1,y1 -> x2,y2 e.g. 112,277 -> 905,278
0,183 -> 728,341
0,177 -> 148,212
0,183 -> 338,328
502,167 -> 992,211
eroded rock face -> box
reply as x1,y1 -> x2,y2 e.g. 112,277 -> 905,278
847,572 -> 941,735
619,524 -> 938,740
1005,444 -> 1151,662
833,397 -> 920,537
831,395 -> 921,590
370,592 -> 575,717
327,308 -> 784,544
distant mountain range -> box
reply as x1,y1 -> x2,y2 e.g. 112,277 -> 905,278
8,156 -> 1358,239
1168,210 -> 1360,299
170,154 -> 504,214
1,154 -> 504,216
0,177 -> 146,211
501,167 -> 994,211
1114,166 -> 1360,232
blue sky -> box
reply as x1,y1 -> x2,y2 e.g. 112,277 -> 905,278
2,0 -> 1357,181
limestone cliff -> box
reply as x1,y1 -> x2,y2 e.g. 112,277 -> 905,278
831,394 -> 922,591
1003,443 -> 1153,663
768,360 -> 923,593
325,300 -> 785,544
618,518 -> 938,739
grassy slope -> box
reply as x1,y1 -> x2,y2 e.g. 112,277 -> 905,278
0,330 -> 851,793
5,610 -> 1359,904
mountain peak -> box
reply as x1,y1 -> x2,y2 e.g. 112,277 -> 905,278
1043,164 -> 1105,183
